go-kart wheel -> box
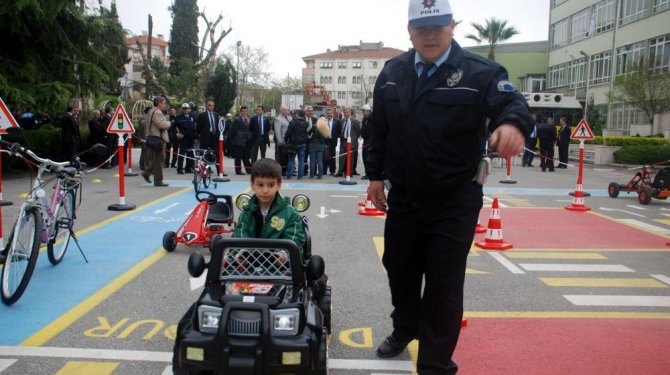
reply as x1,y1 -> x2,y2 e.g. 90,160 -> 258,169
608,182 -> 620,198
638,188 -> 652,205
163,231 -> 177,252
319,286 -> 332,334
195,191 -> 217,205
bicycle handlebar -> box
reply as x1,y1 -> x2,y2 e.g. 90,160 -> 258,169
0,139 -> 75,169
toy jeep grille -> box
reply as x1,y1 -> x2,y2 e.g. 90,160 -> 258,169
227,310 -> 261,337
221,248 -> 292,280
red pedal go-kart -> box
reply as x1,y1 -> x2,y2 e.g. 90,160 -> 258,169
608,164 -> 670,205
163,191 -> 236,252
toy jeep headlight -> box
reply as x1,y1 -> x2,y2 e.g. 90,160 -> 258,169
198,305 -> 223,334
270,308 -> 300,336
235,194 -> 251,210
291,195 -> 310,212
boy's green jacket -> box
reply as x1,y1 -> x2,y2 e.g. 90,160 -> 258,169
233,193 -> 306,254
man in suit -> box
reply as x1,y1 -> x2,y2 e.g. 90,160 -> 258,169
61,105 -> 80,162
250,105 -> 270,162
557,116 -> 571,168
229,106 -> 253,174
325,108 -> 340,176
360,104 -> 373,179
175,103 -> 197,174
197,101 -> 219,152
522,113 -> 538,167
336,107 -> 361,177
537,115 -> 557,172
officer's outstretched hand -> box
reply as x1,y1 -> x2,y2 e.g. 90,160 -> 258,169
368,180 -> 387,212
489,124 -> 525,158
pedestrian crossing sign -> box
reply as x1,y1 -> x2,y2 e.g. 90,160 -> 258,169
106,104 -> 135,134
0,97 -> 19,135
571,119 -> 594,140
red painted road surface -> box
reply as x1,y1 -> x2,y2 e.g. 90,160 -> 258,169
455,318 -> 670,374
477,208 -> 668,249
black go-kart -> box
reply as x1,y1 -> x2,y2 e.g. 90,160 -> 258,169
608,164 -> 670,205
172,195 -> 330,375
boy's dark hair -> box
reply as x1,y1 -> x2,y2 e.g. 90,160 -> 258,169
251,158 -> 282,183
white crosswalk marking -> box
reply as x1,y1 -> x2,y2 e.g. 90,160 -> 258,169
161,365 -> 173,375
651,274 -> 670,286
564,295 -> 670,307
489,252 -> 525,274
0,359 -> 17,372
520,264 -> 634,272
620,219 -> 670,234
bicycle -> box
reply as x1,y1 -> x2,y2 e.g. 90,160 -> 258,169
190,148 -> 217,190
0,130 -> 107,305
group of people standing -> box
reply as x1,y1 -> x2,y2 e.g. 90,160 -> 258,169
522,114 -> 572,171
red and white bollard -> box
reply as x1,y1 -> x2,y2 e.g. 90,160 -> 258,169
213,131 -> 229,182
565,140 -> 591,211
339,137 -> 356,186
125,136 -> 138,177
499,156 -> 517,184
108,135 -> 136,211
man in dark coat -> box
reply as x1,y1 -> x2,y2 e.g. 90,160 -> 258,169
196,100 -> 219,152
537,115 -> 557,172
557,116 -> 571,168
228,106 -> 253,174
61,105 -> 80,162
175,103 -> 197,174
249,105 -> 271,163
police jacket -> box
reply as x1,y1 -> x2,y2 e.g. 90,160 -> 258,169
366,41 -> 530,196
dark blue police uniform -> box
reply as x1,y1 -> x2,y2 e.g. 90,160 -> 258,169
366,40 -> 530,374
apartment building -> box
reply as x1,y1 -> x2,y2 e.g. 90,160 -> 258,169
302,41 -> 405,108
548,0 -> 669,135
124,32 -> 170,98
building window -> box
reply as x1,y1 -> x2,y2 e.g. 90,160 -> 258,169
319,62 -> 333,69
368,61 -> 378,69
593,0 -> 615,34
570,8 -> 591,43
368,76 -> 377,85
552,0 -> 568,6
654,0 -> 670,12
589,51 -> 611,85
610,102 -> 648,130
338,61 -> 347,69
338,76 -> 347,84
620,0 -> 649,25
351,92 -> 362,100
338,91 -> 347,99
352,61 -> 362,69
650,34 -> 670,73
616,42 -> 645,76
551,18 -> 569,49
568,58 -> 587,89
530,77 -> 545,92
548,64 -> 567,88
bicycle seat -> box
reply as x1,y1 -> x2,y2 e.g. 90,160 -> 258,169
52,165 -> 78,177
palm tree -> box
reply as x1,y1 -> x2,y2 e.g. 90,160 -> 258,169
465,18 -> 519,61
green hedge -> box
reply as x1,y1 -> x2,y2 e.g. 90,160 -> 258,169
613,145 -> 670,164
586,136 -> 667,146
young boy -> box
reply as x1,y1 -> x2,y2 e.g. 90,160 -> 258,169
233,158 -> 306,257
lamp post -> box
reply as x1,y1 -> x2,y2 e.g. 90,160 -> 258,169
580,50 -> 591,120
236,40 -> 241,110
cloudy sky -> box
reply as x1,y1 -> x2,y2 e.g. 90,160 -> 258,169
110,0 -> 550,79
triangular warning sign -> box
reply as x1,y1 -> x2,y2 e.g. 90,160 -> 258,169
106,104 -> 135,134
571,119 -> 594,140
0,97 -> 19,135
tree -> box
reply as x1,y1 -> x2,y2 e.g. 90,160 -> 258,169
206,57 -> 237,114
608,64 -> 670,133
225,44 -> 271,107
465,18 -> 519,61
195,9 -> 232,102
168,0 -> 199,97
0,1 -> 128,112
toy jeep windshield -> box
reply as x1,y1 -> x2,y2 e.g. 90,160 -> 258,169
173,237 -> 330,375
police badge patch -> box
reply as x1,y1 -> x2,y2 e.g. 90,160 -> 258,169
446,69 -> 463,87
497,80 -> 517,92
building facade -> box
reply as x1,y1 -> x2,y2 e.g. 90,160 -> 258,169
124,32 -> 170,99
548,0 -> 670,135
302,41 -> 404,109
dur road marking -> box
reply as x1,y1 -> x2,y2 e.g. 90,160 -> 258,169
564,295 -> 670,307
519,263 -> 634,272
541,278 -> 668,288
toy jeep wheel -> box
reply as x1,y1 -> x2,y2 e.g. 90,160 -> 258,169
163,231 -> 177,252
319,286 -> 332,334
638,188 -> 652,205
608,182 -> 620,198
314,327 -> 328,375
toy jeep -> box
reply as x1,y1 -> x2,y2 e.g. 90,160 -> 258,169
172,236 -> 330,375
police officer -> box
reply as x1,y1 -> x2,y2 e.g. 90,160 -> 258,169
175,103 -> 197,174
366,1 -> 530,374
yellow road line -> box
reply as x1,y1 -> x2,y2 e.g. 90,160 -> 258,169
654,219 -> 670,226
540,277 -> 668,288
55,361 -> 118,375
464,311 -> 670,319
21,249 -> 166,347
505,252 -> 606,259
373,237 -> 384,261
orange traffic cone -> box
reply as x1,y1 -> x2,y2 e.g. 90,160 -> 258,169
565,178 -> 591,211
475,197 -> 513,250
359,194 -> 386,216
475,218 -> 486,234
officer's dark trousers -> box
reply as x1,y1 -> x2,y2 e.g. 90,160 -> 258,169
383,182 -> 482,375
539,142 -> 555,171
231,144 -> 252,173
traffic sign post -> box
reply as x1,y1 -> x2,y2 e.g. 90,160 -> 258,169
107,105 -> 136,211
566,119 -> 593,211
0,97 -> 18,207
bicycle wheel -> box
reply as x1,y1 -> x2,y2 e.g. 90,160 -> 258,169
203,167 -> 211,189
1,207 -> 41,305
193,168 -> 201,190
47,190 -> 75,265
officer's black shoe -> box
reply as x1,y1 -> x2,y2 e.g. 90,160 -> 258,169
376,334 -> 413,358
